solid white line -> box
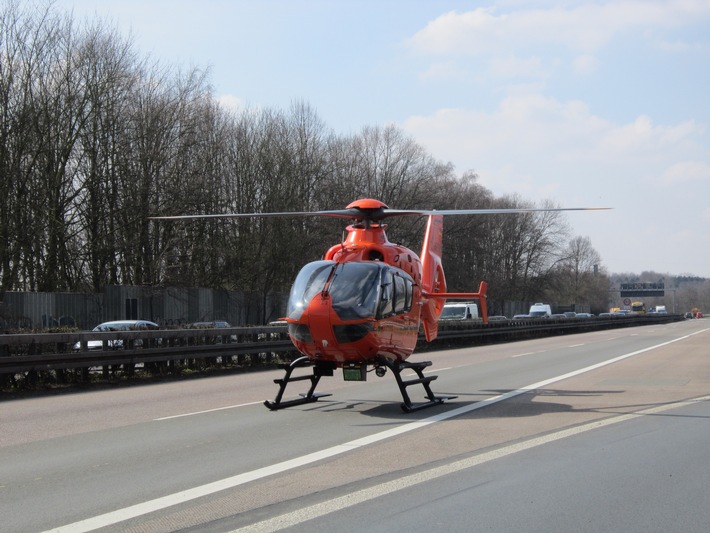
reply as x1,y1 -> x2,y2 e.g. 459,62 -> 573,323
45,327 -> 710,533
231,394 -> 710,532
568,343 -> 585,347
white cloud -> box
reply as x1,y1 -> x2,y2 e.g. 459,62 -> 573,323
488,55 -> 547,80
216,94 -> 244,113
658,160 -> 710,185
402,92 -> 706,206
599,116 -> 703,157
571,54 -> 599,75
407,5 -> 613,55
410,2 -> 710,54
418,60 -> 467,81
406,1 -> 710,82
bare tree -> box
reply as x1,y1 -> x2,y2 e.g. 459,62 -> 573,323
546,235 -> 609,311
0,0 -> 620,320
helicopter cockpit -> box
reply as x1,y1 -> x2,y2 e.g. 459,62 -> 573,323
287,260 -> 414,322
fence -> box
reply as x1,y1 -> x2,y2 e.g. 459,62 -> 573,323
0,286 -> 289,330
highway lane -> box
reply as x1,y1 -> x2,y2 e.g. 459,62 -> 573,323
257,396 -> 710,533
0,319 -> 707,531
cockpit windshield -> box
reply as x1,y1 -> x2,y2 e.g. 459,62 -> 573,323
287,260 -> 384,321
287,261 -> 335,320
287,260 -> 414,322
330,262 -> 382,320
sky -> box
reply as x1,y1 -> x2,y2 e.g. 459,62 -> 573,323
53,0 -> 710,277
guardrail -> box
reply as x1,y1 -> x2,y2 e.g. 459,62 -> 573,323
0,315 -> 685,388
0,326 -> 296,387
430,313 -> 684,345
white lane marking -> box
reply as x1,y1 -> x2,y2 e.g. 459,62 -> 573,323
413,366 -> 452,376
154,401 -> 263,420
232,394 -> 710,532
511,352 -> 537,358
568,343 -> 585,348
46,327 -> 710,533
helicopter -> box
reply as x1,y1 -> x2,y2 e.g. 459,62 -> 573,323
153,198 -> 608,412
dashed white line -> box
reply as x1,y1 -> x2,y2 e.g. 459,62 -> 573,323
154,401 -> 263,420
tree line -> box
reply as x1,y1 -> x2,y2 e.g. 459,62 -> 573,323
0,1 -> 610,312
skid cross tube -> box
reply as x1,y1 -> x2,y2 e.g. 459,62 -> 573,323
264,356 -> 331,410
376,357 -> 456,412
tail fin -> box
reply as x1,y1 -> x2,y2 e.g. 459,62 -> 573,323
420,215 -> 489,342
420,215 -> 445,296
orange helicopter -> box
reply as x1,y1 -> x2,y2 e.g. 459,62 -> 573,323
154,199 -> 607,412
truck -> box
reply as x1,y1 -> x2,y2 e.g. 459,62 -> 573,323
528,303 -> 552,318
439,302 -> 479,320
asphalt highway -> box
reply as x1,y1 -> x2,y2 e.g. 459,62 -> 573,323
1,319 -> 708,532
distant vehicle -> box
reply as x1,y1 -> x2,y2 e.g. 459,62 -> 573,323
697,311 -> 704,318
563,311 -> 577,318
512,314 -> 530,320
598,312 -> 612,317
652,305 -> 667,314
576,313 -> 593,318
439,302 -> 479,320
188,320 -> 237,341
614,309 -> 633,316
188,321 -> 232,328
549,314 -> 566,319
74,320 -> 159,350
631,301 -> 646,314
488,315 -> 508,321
528,303 -> 552,318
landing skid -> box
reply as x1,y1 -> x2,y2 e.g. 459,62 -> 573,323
376,357 -> 456,413
264,356 -> 332,410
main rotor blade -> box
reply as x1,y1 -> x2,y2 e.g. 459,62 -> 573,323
150,209 -> 363,221
150,206 -> 612,222
389,207 -> 612,217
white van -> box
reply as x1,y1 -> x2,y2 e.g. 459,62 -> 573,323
528,303 -> 552,318
439,302 -> 479,320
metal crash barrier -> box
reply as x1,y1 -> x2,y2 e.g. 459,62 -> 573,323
0,314 -> 685,387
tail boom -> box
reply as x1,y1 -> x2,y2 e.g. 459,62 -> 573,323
419,214 -> 489,341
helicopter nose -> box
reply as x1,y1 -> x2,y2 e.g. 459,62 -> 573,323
304,293 -> 338,352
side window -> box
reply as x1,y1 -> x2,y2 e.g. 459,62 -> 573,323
394,274 -> 406,313
404,278 -> 413,311
378,270 -> 394,317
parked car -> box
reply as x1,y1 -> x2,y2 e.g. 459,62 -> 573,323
74,320 -> 159,350
575,313 -> 593,318
187,320 -> 237,341
188,321 -> 232,329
